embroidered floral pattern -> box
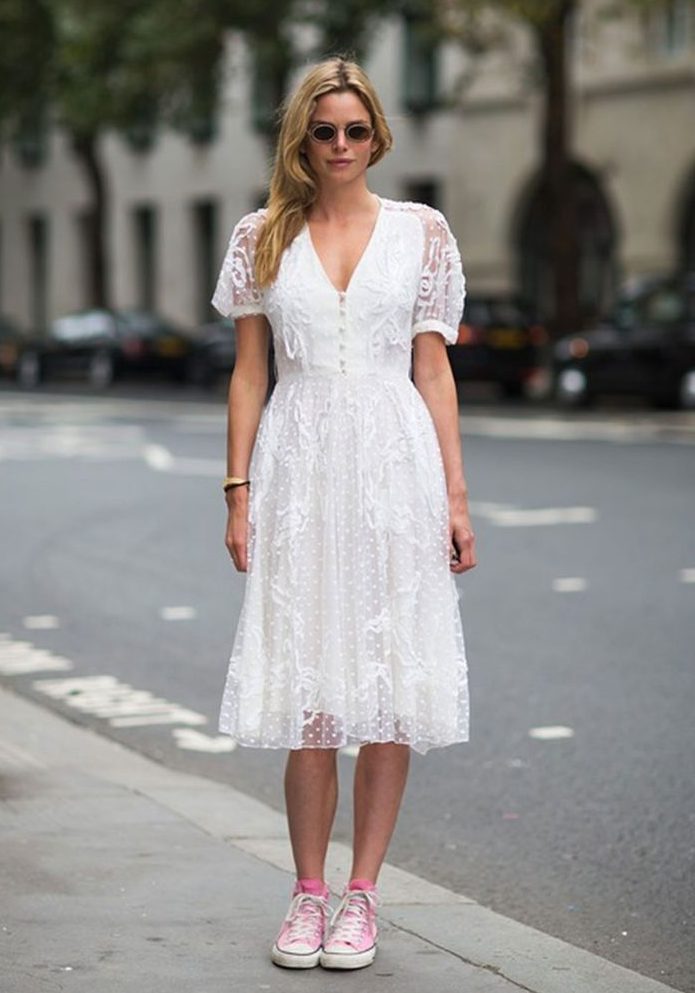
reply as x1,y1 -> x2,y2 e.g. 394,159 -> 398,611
212,198 -> 469,754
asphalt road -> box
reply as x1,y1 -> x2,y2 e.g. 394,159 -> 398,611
1,385 -> 694,991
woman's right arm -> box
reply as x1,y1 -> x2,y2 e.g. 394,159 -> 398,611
225,314 -> 270,572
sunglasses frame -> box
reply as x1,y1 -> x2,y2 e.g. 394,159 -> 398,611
307,121 -> 374,144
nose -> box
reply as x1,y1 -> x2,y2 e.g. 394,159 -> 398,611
332,128 -> 349,152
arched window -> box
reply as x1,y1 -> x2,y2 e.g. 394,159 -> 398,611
515,164 -> 617,325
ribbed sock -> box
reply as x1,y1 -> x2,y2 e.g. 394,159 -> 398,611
296,877 -> 329,897
348,877 -> 376,892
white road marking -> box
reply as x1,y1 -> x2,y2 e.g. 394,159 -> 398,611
172,728 -> 237,752
679,568 -> 695,584
160,606 -> 197,621
22,615 -> 60,630
478,506 -> 597,528
0,634 -> 74,674
142,443 -> 174,471
552,577 -> 587,593
33,675 -> 208,728
340,745 -> 360,758
0,424 -> 144,461
529,726 -> 575,740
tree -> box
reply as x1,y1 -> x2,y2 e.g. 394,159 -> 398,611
0,0 -> 238,310
438,0 -> 663,335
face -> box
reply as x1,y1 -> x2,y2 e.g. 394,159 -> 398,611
303,90 -> 375,187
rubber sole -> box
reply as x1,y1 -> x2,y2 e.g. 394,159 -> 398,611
270,943 -> 321,969
319,944 -> 377,970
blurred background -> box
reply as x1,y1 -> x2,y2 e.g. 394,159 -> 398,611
1,4 -> 694,991
0,0 -> 694,404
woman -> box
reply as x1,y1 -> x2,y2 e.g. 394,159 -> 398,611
212,57 -> 476,971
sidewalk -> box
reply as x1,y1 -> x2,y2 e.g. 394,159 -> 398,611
0,684 -> 683,993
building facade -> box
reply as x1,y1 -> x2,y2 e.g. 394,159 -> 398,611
0,0 -> 693,331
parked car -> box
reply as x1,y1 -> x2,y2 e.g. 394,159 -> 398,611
15,309 -> 195,389
447,295 -> 548,398
554,273 -> 695,409
187,317 -> 237,387
188,316 -> 277,393
0,314 -> 25,379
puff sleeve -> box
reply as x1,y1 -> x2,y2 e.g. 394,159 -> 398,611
411,207 -> 466,345
211,210 -> 266,319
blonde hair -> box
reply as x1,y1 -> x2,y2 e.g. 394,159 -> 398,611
255,57 -> 393,287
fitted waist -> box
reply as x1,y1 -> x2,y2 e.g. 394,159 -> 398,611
276,367 -> 411,385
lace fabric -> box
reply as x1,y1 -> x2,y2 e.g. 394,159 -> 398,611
213,198 -> 469,754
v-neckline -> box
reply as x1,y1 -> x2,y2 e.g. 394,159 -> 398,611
305,195 -> 383,296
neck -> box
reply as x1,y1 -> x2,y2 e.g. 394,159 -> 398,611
310,181 -> 376,222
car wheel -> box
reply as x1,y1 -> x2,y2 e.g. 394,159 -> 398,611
679,370 -> 695,410
17,350 -> 42,389
556,366 -> 590,407
186,353 -> 215,388
88,350 -> 115,389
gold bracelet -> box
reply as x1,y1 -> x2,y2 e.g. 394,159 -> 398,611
223,476 -> 250,492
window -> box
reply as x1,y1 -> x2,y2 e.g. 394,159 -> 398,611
250,40 -> 288,135
27,214 -> 49,331
132,205 -> 157,311
402,12 -> 439,114
403,179 -> 441,210
648,0 -> 694,57
193,200 -> 218,324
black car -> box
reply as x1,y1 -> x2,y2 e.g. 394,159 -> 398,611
187,317 -> 237,387
0,314 -> 26,379
554,274 -> 695,409
15,309 -> 195,389
447,295 -> 548,397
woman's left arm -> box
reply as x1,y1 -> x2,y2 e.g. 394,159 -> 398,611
412,332 -> 477,574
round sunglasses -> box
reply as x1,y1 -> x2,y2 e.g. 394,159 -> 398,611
307,121 -> 374,144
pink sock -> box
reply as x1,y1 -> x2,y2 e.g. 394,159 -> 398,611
348,877 -> 376,892
296,877 -> 328,896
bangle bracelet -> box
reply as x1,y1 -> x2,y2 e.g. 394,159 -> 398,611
223,479 -> 250,493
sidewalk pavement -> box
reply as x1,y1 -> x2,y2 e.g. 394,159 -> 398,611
0,684 -> 684,993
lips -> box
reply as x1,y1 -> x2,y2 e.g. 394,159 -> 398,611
328,159 -> 353,165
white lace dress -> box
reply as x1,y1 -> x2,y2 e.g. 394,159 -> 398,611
212,196 -> 469,754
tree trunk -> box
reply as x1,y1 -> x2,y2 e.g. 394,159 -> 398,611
72,132 -> 110,309
536,2 -> 580,337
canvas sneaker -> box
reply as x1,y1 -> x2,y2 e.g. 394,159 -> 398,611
271,882 -> 330,969
320,881 -> 378,970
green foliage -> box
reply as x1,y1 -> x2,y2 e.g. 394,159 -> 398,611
0,0 -> 241,144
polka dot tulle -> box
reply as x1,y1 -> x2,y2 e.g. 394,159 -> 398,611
212,198 -> 469,754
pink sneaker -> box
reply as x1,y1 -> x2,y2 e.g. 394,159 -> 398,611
320,880 -> 378,970
271,881 -> 330,969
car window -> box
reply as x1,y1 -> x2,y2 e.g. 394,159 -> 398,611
643,286 -> 684,326
464,300 -> 488,325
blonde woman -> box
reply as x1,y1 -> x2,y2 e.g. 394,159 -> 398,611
213,57 -> 476,971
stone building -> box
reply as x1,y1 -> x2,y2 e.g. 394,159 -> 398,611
0,0 -> 693,331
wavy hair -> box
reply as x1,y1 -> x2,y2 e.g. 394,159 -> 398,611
255,57 -> 393,287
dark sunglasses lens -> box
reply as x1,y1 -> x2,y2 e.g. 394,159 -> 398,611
346,124 -> 372,142
310,124 -> 336,142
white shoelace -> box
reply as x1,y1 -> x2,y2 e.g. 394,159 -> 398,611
284,893 -> 326,943
328,890 -> 377,945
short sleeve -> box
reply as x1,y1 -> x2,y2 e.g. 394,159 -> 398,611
211,210 -> 266,319
411,207 -> 466,346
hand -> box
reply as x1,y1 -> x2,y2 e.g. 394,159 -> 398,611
225,489 -> 249,572
449,512 -> 476,574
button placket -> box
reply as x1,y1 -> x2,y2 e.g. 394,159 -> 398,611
338,292 -> 348,373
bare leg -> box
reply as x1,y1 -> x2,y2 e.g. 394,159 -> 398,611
350,742 -> 410,882
284,748 -> 339,880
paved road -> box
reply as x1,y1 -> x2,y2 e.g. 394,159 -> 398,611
1,387 -> 693,991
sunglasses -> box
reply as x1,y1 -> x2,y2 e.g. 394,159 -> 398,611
307,121 -> 374,143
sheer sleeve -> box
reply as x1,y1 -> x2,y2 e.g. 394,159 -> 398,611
411,207 -> 466,346
211,210 -> 266,319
